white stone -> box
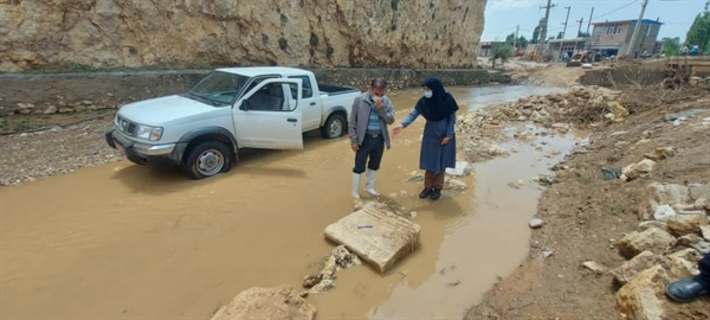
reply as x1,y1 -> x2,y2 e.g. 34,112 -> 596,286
323,206 -> 421,274
653,205 -> 677,221
529,218 -> 544,229
445,161 -> 472,177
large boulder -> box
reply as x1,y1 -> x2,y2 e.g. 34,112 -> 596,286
210,285 -> 316,320
616,228 -> 677,258
666,214 -> 709,236
611,251 -> 670,285
617,266 -> 670,320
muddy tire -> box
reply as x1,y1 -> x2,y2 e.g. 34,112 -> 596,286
182,141 -> 232,180
321,113 -> 346,139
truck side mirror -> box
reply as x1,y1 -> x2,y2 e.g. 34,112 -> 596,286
241,100 -> 252,111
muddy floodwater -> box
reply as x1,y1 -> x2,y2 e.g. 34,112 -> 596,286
0,85 -> 577,320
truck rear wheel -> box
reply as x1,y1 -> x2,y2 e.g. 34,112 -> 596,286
182,141 -> 232,180
321,113 -> 346,139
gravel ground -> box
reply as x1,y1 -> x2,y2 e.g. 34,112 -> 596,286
0,120 -> 123,186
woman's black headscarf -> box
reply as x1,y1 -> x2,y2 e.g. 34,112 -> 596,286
414,76 -> 459,122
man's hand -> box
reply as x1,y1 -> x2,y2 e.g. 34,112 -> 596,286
441,136 -> 451,145
374,99 -> 383,110
352,143 -> 359,152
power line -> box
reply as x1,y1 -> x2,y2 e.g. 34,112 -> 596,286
594,0 -> 640,21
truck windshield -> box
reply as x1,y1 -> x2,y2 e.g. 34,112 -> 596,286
187,71 -> 250,106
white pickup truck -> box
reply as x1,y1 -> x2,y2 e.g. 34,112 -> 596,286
105,66 -> 361,179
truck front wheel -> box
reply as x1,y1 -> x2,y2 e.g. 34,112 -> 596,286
182,141 -> 232,180
321,113 -> 346,139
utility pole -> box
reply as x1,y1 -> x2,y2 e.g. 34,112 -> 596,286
539,0 -> 557,50
513,24 -> 519,48
625,0 -> 650,57
586,7 -> 594,34
576,17 -> 584,38
561,6 -> 571,38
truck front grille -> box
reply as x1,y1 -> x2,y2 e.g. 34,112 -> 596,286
116,115 -> 138,137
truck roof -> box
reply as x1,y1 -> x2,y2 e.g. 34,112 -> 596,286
216,66 -> 312,77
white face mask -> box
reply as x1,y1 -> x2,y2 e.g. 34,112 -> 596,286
423,90 -> 433,98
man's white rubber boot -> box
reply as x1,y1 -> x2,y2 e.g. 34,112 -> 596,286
365,169 -> 381,196
352,172 -> 362,199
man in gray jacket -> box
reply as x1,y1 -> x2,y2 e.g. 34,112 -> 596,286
348,78 -> 395,199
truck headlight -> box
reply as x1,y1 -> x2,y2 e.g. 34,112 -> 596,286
137,125 -> 163,141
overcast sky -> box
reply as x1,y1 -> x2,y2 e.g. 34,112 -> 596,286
481,0 -> 707,42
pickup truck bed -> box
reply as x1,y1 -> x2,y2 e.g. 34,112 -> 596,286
318,84 -> 360,96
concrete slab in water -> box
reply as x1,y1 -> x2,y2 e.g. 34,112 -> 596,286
324,206 -> 421,274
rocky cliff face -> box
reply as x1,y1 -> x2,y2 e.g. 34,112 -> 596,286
0,0 -> 486,72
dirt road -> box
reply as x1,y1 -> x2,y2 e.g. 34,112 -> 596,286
0,85 -> 577,319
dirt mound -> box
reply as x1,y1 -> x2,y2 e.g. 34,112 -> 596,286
465,86 -> 710,320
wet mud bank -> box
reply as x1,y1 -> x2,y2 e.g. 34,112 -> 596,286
0,68 -> 489,119
1,84 -> 583,320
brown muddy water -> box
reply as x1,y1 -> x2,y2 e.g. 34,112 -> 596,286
0,85 -> 575,320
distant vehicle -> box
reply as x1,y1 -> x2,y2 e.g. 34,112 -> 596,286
105,67 -> 361,179
566,51 -> 591,67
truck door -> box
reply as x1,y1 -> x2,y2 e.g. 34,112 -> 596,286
232,78 -> 304,150
288,75 -> 321,131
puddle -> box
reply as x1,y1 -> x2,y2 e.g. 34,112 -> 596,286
0,85 -> 575,320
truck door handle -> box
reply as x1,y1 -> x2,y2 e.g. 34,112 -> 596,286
309,102 -> 316,106
287,118 -> 298,123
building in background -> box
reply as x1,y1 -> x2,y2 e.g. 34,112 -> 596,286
546,37 -> 590,60
589,19 -> 663,57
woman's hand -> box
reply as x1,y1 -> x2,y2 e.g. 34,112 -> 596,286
392,124 -> 404,137
441,136 -> 451,145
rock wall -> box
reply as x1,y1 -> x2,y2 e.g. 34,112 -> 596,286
0,0 -> 486,72
0,68 -> 490,116
579,67 -> 667,88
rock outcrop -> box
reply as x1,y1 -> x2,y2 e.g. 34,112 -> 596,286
0,0 -> 486,71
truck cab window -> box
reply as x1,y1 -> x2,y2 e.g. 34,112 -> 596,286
288,76 -> 313,99
244,83 -> 287,111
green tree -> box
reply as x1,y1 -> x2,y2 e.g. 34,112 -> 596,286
661,37 -> 681,56
504,33 -> 530,47
685,11 -> 710,51
556,32 -> 564,39
578,32 -> 591,38
489,42 -> 513,68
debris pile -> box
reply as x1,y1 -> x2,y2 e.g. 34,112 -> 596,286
611,182 -> 709,320
301,245 -> 362,296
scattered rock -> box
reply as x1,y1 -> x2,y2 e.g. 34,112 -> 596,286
43,105 -> 58,114
302,275 -> 321,289
616,266 -> 669,320
58,107 -> 74,114
445,177 -> 468,191
308,279 -> 335,294
638,221 -> 669,232
616,228 -> 677,258
536,173 -> 557,186
675,234 -> 710,255
701,225 -> 710,241
667,255 -> 700,278
487,144 -> 509,156
666,214 -> 709,236
650,183 -> 691,206
611,251 -> 670,285
643,147 -> 675,161
582,261 -> 606,274
210,285 -> 316,320
653,205 -> 676,222
445,161 -> 472,177
529,218 -> 544,229
669,248 -> 702,264
408,171 -> 424,182
688,183 -> 710,201
620,159 -> 656,181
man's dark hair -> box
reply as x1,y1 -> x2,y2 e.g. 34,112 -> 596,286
371,77 -> 388,89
